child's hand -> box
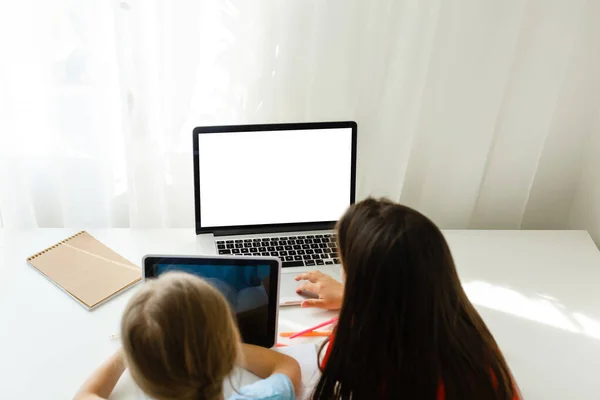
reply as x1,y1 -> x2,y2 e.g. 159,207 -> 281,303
114,349 -> 125,368
295,271 -> 343,310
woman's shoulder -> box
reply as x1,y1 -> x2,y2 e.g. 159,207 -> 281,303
228,374 -> 296,400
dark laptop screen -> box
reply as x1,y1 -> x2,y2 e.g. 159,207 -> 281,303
144,257 -> 279,347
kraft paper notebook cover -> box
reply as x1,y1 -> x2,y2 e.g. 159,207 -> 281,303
26,231 -> 141,310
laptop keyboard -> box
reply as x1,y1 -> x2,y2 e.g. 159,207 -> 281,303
216,234 -> 339,268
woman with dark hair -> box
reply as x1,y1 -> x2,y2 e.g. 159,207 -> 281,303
296,198 -> 520,399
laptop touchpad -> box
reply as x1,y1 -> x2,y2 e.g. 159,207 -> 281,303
279,273 -> 318,305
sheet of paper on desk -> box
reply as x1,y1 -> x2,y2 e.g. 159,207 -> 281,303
222,343 -> 320,400
277,343 -> 321,400
106,370 -> 144,400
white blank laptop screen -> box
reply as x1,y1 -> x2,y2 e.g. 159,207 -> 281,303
198,127 -> 353,228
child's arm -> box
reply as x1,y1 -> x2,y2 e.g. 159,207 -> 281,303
73,350 -> 126,400
240,343 -> 301,396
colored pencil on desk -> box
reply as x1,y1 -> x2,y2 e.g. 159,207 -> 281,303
289,317 -> 338,339
280,331 -> 333,337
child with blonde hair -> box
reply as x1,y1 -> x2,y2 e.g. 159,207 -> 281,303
74,272 -> 300,400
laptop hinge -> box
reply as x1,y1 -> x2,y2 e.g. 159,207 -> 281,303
212,222 -> 335,237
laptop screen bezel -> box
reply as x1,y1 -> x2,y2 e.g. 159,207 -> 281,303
142,254 -> 280,348
193,121 -> 357,236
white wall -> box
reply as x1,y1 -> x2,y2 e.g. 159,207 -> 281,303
570,117 -> 600,246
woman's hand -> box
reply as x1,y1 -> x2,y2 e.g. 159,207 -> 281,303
294,271 -> 344,310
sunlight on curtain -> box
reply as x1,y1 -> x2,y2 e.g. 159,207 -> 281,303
0,0 -> 599,229
0,0 -> 125,227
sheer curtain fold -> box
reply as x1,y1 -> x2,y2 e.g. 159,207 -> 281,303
1,0 -> 599,231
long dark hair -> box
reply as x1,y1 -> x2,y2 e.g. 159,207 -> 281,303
313,198 -> 518,399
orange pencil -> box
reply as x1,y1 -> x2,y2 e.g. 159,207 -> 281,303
279,331 -> 333,338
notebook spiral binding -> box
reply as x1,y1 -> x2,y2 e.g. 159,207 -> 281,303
26,231 -> 87,261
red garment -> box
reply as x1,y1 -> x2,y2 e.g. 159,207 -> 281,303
321,336 -> 518,400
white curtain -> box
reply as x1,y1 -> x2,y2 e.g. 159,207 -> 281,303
1,0 -> 599,230
570,118 -> 600,245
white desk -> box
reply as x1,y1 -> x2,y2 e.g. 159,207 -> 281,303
1,229 -> 600,399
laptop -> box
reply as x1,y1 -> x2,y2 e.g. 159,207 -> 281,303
193,121 -> 357,301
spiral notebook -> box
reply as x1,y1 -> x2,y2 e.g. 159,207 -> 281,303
26,231 -> 141,310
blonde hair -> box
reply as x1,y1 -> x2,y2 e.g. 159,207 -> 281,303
121,272 -> 240,400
